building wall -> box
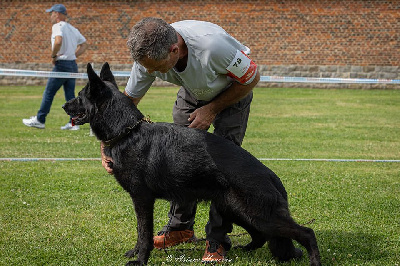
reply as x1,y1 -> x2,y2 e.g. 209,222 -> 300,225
1,0 -> 399,88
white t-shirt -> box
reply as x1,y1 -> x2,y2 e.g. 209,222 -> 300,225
51,21 -> 86,61
125,20 -> 258,101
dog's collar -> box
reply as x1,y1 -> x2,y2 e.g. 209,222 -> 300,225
103,116 -> 152,147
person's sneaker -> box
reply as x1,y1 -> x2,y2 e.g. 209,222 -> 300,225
22,116 -> 45,129
153,229 -> 196,249
61,122 -> 80,130
202,240 -> 226,263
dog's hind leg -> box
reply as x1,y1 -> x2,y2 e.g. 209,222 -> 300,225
232,207 -> 320,266
267,214 -> 321,266
268,236 -> 303,262
235,226 -> 267,251
220,205 -> 267,251
125,192 -> 155,265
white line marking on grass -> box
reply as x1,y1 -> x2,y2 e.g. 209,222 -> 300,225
258,158 -> 400,163
1,158 -> 399,162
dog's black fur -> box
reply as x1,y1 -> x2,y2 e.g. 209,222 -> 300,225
63,63 -> 321,266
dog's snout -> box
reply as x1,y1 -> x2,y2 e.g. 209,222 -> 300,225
62,101 -> 73,112
62,102 -> 70,111
62,97 -> 79,111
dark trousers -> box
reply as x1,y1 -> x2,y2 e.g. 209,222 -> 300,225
162,87 -> 253,250
37,60 -> 78,123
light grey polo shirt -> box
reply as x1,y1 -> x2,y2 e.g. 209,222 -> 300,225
125,20 -> 257,101
51,21 -> 86,61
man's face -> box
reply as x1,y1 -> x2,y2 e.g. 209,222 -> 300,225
139,48 -> 179,74
50,11 -> 58,24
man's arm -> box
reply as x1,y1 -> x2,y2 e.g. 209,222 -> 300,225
188,70 -> 260,130
51,35 -> 63,64
124,91 -> 142,106
75,42 -> 88,58
100,141 -> 114,174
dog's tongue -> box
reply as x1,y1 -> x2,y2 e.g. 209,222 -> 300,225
71,118 -> 76,126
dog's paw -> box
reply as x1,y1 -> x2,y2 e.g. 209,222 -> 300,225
276,247 -> 304,262
125,247 -> 139,258
125,260 -> 144,266
293,247 -> 303,259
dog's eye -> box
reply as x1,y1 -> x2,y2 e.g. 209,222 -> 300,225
75,97 -> 82,104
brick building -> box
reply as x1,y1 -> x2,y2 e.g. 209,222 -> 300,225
1,0 -> 399,88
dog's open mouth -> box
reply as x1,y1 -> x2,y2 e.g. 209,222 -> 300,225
71,113 -> 87,126
62,102 -> 88,126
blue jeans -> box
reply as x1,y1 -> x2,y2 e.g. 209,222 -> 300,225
37,60 -> 78,124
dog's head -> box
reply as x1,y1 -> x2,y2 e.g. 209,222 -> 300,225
62,62 -> 118,126
63,62 -> 145,142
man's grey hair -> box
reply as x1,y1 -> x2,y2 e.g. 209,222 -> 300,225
127,17 -> 178,62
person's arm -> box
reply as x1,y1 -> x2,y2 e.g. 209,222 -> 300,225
100,141 -> 114,174
75,42 -> 88,58
124,91 -> 142,106
51,35 -> 62,64
188,70 -> 260,130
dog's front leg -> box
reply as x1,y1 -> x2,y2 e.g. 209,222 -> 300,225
125,192 -> 155,265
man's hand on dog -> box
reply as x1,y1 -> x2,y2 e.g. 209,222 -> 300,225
101,141 -> 114,174
188,105 -> 217,130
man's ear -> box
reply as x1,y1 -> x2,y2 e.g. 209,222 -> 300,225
170,43 -> 179,54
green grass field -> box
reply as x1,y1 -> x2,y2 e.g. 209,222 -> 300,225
0,85 -> 399,265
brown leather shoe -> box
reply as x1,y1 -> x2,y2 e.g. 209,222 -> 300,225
153,229 -> 196,249
202,240 -> 226,263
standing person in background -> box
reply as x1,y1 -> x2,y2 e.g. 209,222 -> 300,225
23,4 -> 88,130
100,17 -> 260,263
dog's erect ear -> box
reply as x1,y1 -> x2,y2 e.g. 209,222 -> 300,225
99,62 -> 117,86
87,63 -> 103,86
86,63 -> 112,101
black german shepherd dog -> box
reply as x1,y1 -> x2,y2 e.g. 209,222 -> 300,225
63,63 -> 321,266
